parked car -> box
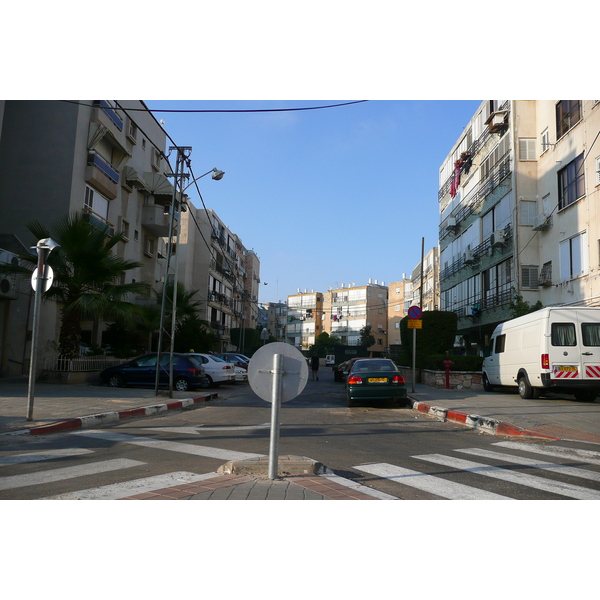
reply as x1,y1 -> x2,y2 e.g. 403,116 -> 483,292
345,358 -> 407,407
99,353 -> 207,392
218,353 -> 249,370
186,353 -> 236,387
336,357 -> 365,383
234,366 -> 248,383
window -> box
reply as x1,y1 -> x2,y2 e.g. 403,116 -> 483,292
556,100 -> 581,139
144,236 -> 155,257
495,335 -> 506,354
540,262 -> 552,286
520,200 -> 537,226
559,231 -> 587,280
582,323 -> 600,346
521,265 -> 539,289
541,129 -> 550,154
558,153 -> 585,209
518,138 -> 536,161
552,323 -> 576,346
84,185 -> 109,220
121,219 -> 130,241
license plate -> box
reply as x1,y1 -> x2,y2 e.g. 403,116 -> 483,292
557,366 -> 577,371
368,377 -> 387,383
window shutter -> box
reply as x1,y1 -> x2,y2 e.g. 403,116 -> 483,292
519,138 -> 536,161
521,266 -> 539,289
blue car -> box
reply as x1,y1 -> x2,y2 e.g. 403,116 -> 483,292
100,353 -> 207,391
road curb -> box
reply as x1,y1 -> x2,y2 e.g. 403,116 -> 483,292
409,398 -> 561,441
1,392 -> 218,437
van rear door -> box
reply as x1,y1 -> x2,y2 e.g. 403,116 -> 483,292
549,321 -> 581,381
579,318 -> 600,382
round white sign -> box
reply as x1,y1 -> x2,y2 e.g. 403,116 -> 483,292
248,342 -> 309,403
31,266 -> 54,293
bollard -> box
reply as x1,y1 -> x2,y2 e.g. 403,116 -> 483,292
444,360 -> 453,389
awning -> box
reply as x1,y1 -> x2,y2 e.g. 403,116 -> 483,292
122,166 -> 148,191
144,172 -> 174,198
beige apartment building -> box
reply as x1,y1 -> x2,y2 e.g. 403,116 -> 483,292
387,278 -> 413,349
410,247 -> 439,312
321,281 -> 389,355
438,100 -> 600,353
286,291 -> 324,349
178,207 -> 261,352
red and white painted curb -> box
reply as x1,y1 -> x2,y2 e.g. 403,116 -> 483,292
409,398 -> 560,440
2,393 -> 218,437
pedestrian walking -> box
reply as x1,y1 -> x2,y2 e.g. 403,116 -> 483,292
310,353 -> 319,381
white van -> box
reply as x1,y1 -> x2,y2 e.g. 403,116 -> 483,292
482,307 -> 600,401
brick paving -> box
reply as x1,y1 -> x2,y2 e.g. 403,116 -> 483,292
120,473 -> 380,500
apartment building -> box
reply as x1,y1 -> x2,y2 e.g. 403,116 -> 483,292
322,281 -> 389,355
410,247 -> 439,312
263,302 -> 287,341
0,100 -> 173,376
178,207 -> 260,352
438,100 -> 600,353
286,290 -> 324,349
387,278 -> 413,349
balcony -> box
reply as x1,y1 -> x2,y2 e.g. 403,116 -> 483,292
86,152 -> 119,199
141,203 -> 170,237
92,101 -> 123,132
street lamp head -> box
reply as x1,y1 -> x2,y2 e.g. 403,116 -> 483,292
34,238 -> 60,253
212,169 -> 225,181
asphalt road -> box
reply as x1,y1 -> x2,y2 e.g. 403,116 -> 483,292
2,368 -> 600,500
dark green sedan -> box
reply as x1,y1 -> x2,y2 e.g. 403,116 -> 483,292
345,358 -> 408,407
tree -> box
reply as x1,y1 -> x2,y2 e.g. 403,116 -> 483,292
10,213 -> 149,358
359,324 -> 376,348
509,291 -> 543,319
309,331 -> 341,357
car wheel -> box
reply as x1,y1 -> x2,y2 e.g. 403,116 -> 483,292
482,373 -> 494,392
107,375 -> 123,388
574,389 -> 598,402
198,376 -> 211,389
518,375 -> 539,399
174,377 -> 190,392
347,395 -> 356,407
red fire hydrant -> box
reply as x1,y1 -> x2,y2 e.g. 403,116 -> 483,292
443,360 -> 453,389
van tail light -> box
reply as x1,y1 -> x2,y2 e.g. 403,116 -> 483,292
541,354 -> 549,370
392,375 -> 405,384
348,375 -> 363,385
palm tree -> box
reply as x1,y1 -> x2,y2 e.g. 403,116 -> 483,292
13,213 -> 150,358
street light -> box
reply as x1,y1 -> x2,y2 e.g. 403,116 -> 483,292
154,155 -> 225,396
27,237 -> 60,420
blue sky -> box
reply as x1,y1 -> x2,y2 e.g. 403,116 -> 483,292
145,100 -> 482,304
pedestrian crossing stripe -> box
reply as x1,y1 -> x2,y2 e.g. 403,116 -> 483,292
412,453 -> 600,500
0,459 -> 145,492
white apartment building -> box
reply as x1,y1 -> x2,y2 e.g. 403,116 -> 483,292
438,100 -> 600,352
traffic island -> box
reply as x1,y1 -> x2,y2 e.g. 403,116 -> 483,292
218,455 -> 323,478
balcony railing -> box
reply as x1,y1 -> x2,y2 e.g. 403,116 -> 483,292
93,100 -> 123,131
87,152 -> 119,183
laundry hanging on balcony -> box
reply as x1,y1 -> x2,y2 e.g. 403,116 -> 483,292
450,152 -> 472,198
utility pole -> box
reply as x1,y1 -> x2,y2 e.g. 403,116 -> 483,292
155,146 -> 191,396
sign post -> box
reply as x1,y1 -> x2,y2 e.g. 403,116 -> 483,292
27,238 -> 59,420
407,306 -> 422,393
248,343 -> 308,479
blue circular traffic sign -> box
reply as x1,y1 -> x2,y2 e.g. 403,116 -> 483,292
408,306 -> 422,320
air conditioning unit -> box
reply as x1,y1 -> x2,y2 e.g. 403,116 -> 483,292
463,249 -> 476,265
0,251 -> 20,300
490,229 -> 506,247
445,217 -> 457,230
486,110 -> 509,133
532,213 -> 551,231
